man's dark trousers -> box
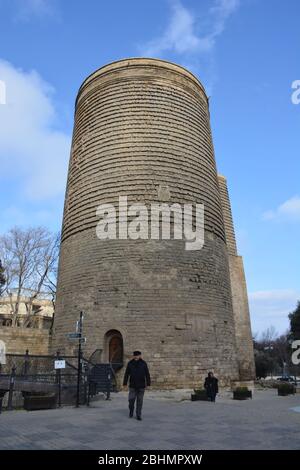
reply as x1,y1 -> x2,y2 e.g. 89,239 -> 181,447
129,388 -> 145,418
208,393 -> 216,402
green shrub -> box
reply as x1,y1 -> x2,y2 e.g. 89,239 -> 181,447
233,387 -> 252,400
193,389 -> 206,396
277,383 -> 295,394
234,386 -> 249,393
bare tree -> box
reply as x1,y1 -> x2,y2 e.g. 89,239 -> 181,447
0,259 -> 5,295
254,326 -> 293,377
0,227 -> 60,327
260,325 -> 278,347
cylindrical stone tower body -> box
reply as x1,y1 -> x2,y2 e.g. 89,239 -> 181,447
52,58 -> 241,388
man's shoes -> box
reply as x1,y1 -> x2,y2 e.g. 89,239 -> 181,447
129,410 -> 134,418
136,416 -> 142,421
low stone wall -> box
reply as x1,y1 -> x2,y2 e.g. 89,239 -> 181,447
0,327 -> 50,355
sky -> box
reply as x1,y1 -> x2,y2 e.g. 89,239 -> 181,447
0,0 -> 299,335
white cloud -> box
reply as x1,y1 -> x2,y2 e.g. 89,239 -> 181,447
209,0 -> 240,37
249,289 -> 300,302
141,1 -> 203,57
249,289 -> 300,334
0,59 -> 70,201
13,0 -> 58,21
263,196 -> 300,222
139,0 -> 239,57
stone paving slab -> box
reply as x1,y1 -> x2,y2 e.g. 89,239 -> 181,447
0,389 -> 299,450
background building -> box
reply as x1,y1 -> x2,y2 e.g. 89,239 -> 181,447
0,291 -> 53,329
0,291 -> 53,355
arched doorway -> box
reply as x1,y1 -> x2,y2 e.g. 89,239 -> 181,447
104,330 -> 124,372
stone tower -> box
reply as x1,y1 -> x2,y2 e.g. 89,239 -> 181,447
52,58 -> 255,388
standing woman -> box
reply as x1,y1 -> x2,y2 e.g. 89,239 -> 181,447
204,372 -> 219,402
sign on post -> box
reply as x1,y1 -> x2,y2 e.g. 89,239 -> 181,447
66,332 -> 81,339
66,332 -> 86,343
54,360 -> 66,370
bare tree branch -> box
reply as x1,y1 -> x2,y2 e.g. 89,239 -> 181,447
0,227 -> 60,328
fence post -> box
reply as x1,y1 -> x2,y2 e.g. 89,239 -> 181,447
0,391 -> 6,414
106,368 -> 111,400
83,362 -> 89,406
87,382 -> 90,407
24,349 -> 29,376
7,366 -> 16,411
76,312 -> 84,408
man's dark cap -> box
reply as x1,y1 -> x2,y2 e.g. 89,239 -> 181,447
133,350 -> 141,356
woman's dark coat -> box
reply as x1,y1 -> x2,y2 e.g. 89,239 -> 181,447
204,376 -> 219,397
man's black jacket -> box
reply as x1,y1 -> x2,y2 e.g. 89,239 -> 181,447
204,376 -> 219,395
123,359 -> 151,389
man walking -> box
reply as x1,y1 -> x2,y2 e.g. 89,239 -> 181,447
123,351 -> 151,421
204,371 -> 219,402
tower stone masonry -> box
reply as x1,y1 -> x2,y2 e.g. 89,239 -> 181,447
52,58 -> 255,388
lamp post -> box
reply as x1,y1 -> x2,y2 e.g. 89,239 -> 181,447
76,311 -> 84,408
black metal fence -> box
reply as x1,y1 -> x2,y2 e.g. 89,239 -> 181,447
0,351 -> 115,412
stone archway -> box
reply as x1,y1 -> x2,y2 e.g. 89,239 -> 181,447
104,330 -> 124,372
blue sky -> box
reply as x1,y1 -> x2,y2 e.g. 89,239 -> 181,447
0,0 -> 299,335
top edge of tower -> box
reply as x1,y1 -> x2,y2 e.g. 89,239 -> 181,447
76,57 -> 208,106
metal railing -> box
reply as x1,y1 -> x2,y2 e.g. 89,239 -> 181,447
0,351 -> 122,412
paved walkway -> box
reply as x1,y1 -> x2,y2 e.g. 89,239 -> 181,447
0,389 -> 299,450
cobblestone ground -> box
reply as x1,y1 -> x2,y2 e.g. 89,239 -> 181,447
0,389 -> 299,450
